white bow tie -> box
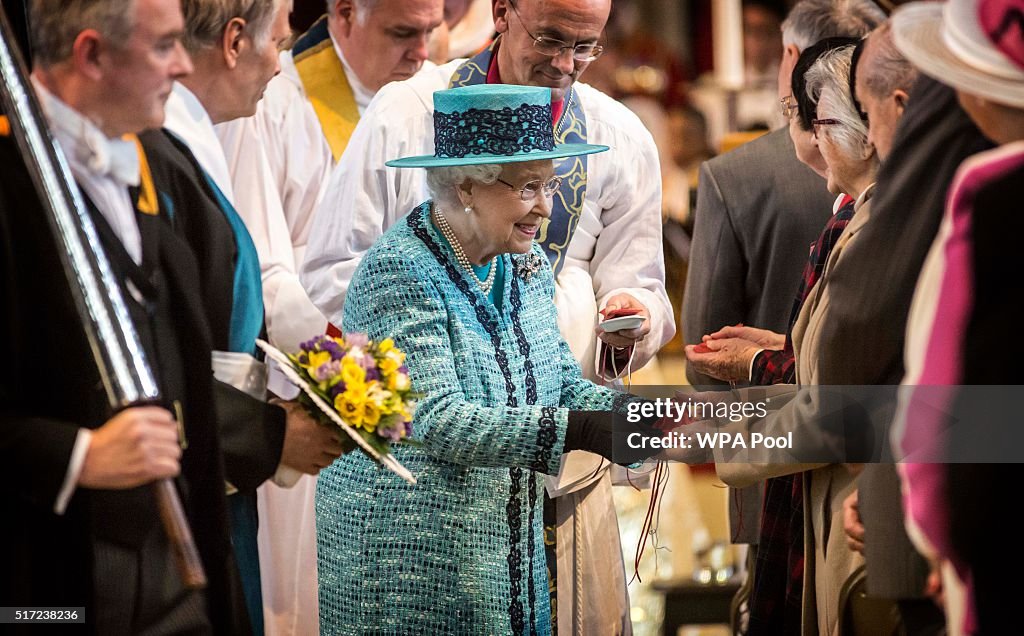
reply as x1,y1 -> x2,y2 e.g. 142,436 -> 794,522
31,77 -> 141,188
77,127 -> 140,188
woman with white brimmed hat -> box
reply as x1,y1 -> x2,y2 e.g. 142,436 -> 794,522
315,83 -> 662,634
892,2 -> 1024,634
892,0 -> 1024,134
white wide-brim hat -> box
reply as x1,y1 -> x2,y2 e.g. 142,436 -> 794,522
893,0 -> 1024,108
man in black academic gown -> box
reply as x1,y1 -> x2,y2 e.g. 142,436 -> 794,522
0,0 -> 243,632
133,2 -> 348,631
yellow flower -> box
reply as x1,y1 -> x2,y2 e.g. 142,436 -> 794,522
306,350 -> 331,370
377,338 -> 395,354
340,357 -> 366,386
362,400 -> 381,430
388,399 -> 411,420
334,392 -> 364,427
379,356 -> 399,376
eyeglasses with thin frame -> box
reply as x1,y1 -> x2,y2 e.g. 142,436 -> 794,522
496,176 -> 563,201
507,0 -> 604,62
779,95 -> 799,120
811,117 -> 842,138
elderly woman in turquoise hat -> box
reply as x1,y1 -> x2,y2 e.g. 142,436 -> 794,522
315,84 -> 658,634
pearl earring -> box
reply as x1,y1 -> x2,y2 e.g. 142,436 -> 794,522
464,205 -> 473,214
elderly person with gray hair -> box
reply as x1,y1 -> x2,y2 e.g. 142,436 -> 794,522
151,2 -> 354,634
212,1 -> 444,632
852,21 -> 920,162
670,43 -> 890,636
315,84 -> 664,634
167,0 -> 293,194
806,46 -> 879,207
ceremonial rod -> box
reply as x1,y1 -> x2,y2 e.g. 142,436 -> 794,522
0,5 -> 206,588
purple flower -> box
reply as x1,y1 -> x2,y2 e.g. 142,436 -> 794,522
329,381 -> 347,398
322,339 -> 345,361
313,360 -> 341,383
357,353 -> 376,371
376,416 -> 405,443
300,335 -> 327,352
364,368 -> 381,382
398,364 -> 409,375
404,419 -> 414,438
345,332 -> 369,348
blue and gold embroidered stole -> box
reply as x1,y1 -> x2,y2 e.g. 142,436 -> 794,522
449,41 -> 589,277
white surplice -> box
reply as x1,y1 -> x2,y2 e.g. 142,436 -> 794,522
298,57 -> 675,635
164,82 -> 236,200
213,48 -> 333,636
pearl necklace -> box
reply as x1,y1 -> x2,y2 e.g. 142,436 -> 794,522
432,205 -> 497,293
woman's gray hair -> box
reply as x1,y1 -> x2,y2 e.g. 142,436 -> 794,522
781,0 -> 885,51
805,46 -> 870,158
425,164 -> 503,209
29,0 -> 135,67
182,0 -> 291,54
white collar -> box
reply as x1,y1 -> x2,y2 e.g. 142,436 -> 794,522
854,182 -> 876,212
329,31 -> 376,111
831,193 -> 847,215
32,77 -> 140,188
164,82 -> 237,200
168,82 -> 212,131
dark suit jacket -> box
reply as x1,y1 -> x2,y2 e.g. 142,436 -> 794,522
683,127 -> 835,387
0,133 -> 240,633
683,127 -> 833,543
140,129 -> 285,493
818,76 -> 991,599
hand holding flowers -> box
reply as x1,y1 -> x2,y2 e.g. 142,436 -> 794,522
257,333 -> 419,483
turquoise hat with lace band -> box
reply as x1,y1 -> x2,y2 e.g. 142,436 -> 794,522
385,84 -> 608,168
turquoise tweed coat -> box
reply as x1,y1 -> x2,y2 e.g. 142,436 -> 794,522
316,203 -> 628,635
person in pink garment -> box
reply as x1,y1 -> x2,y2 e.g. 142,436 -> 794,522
892,0 -> 1024,632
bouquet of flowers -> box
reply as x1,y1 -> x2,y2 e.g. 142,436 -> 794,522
257,334 -> 419,484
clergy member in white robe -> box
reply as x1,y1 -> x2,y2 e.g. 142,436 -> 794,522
299,2 -> 674,630
214,53 -> 333,636
164,83 -> 236,198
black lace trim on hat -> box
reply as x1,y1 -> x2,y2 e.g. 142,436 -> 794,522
434,104 -> 554,158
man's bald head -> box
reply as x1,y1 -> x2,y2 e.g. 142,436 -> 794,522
493,0 -> 611,102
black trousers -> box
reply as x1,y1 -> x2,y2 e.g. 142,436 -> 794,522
93,526 -> 211,635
